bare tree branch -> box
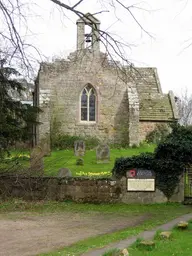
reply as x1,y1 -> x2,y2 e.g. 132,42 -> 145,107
72,0 -> 85,9
176,90 -> 192,126
48,0 -> 152,69
115,0 -> 153,38
0,0 -> 154,79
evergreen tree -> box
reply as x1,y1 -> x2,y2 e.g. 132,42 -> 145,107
0,60 -> 39,158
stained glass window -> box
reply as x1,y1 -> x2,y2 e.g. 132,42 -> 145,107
80,85 -> 96,122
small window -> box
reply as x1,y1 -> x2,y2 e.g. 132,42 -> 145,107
80,85 -> 96,122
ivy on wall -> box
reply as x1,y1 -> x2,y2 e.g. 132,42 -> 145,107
112,124 -> 192,199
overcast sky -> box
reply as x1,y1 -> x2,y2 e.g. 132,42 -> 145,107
27,0 -> 192,96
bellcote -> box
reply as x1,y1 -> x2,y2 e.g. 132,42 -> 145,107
76,13 -> 100,53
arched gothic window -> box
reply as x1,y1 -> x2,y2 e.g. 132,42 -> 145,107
80,84 -> 96,122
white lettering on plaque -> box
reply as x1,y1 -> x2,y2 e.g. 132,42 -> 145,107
127,178 -> 155,191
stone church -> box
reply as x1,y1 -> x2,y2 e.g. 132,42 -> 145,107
34,13 -> 178,149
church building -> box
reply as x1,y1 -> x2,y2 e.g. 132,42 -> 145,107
34,13 -> 178,150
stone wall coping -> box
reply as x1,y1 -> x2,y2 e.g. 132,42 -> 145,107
0,175 -> 117,181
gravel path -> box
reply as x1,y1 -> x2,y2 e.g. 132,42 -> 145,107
0,211 -> 149,256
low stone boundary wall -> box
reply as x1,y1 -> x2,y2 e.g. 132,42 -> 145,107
0,175 -> 184,203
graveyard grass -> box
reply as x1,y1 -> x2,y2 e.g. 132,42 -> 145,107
44,144 -> 155,176
102,220 -> 192,256
1,143 -> 155,176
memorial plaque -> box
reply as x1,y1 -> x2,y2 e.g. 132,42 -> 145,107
126,169 -> 155,192
127,178 -> 155,191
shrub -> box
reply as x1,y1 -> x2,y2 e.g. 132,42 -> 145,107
51,134 -> 81,150
112,153 -> 183,199
155,125 -> 192,165
84,136 -> 100,149
112,152 -> 154,178
112,124 -> 192,199
50,117 -> 99,150
51,134 -> 99,150
76,158 -> 84,166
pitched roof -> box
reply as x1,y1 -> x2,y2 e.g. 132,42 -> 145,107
131,67 -> 177,121
139,94 -> 175,121
76,13 -> 100,24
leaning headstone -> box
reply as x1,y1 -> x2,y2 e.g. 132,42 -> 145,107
74,140 -> 85,156
96,144 -> 110,163
57,168 -> 72,178
40,139 -> 51,156
30,146 -> 44,175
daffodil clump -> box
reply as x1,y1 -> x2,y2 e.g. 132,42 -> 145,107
76,171 -> 110,177
5,154 -> 30,161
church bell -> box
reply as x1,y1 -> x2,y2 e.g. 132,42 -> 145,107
85,33 -> 92,43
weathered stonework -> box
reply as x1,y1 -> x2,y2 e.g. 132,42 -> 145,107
34,13 -> 178,149
139,122 -> 159,142
127,85 -> 139,146
0,175 -> 184,204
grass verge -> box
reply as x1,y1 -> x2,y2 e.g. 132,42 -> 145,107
128,219 -> 192,256
102,220 -> 192,256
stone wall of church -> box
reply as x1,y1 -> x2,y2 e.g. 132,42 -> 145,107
35,13 -> 177,148
36,51 -> 173,147
37,52 -> 137,145
139,121 -> 171,142
139,121 -> 157,142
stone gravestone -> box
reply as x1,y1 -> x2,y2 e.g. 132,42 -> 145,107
96,144 -> 110,163
74,140 -> 85,156
40,138 -> 51,156
57,168 -> 72,178
30,146 -> 44,175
